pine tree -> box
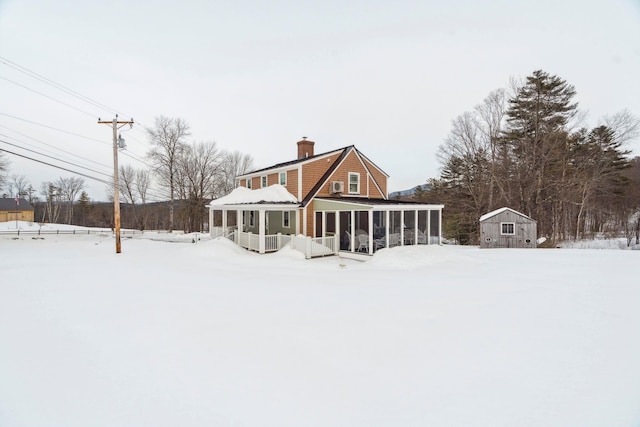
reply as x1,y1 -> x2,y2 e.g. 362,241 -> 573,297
501,70 -> 578,239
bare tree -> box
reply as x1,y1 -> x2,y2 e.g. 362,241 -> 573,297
40,182 -> 62,223
119,165 -> 152,230
179,141 -> 224,232
0,151 -> 10,194
56,177 -> 85,224
146,116 -> 190,232
219,150 -> 255,196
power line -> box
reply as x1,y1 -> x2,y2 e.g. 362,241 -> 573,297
0,143 -> 169,202
0,112 -> 109,145
0,56 -> 119,115
0,146 -> 112,185
0,75 -> 98,118
0,137 -> 112,178
0,126 -> 113,171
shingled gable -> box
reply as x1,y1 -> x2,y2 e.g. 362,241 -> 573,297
300,146 -> 388,207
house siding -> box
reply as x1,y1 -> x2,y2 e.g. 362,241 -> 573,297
301,155 -> 339,200
306,202 -> 315,237
0,210 -> 34,222
320,149 -> 384,199
361,157 -> 388,197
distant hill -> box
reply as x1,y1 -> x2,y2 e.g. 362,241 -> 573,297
389,184 -> 430,199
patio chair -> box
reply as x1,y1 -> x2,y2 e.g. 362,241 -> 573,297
357,233 -> 369,252
416,229 -> 427,244
404,230 -> 414,245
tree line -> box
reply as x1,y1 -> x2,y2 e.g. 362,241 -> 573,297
0,115 -> 254,232
412,70 -> 640,246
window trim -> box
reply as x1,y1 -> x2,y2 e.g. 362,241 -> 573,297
348,172 -> 360,194
279,171 -> 287,186
261,175 -> 268,188
500,222 -> 515,235
282,211 -> 290,228
246,178 -> 252,189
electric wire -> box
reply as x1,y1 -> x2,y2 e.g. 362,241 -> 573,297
0,56 -> 118,115
0,126 -> 113,171
0,146 -> 112,185
0,112 -> 109,145
0,75 -> 98,118
0,138 -> 112,178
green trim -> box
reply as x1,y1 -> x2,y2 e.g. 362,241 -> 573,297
314,199 -> 373,211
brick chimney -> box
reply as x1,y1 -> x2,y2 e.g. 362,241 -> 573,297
297,137 -> 315,159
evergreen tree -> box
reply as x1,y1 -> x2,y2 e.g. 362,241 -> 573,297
501,70 -> 578,239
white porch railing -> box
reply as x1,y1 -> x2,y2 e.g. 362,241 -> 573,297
232,231 -> 336,258
292,235 -> 337,258
211,226 -> 226,238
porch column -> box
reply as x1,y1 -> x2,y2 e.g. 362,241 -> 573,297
385,210 -> 390,248
414,209 -> 418,246
400,209 -> 405,246
335,212 -> 340,253
438,209 -> 442,245
368,210 -> 373,253
222,208 -> 227,236
427,209 -> 431,245
296,209 -> 301,235
209,208 -> 214,237
258,209 -> 266,253
350,210 -> 355,252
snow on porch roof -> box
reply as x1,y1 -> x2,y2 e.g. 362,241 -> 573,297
209,184 -> 298,207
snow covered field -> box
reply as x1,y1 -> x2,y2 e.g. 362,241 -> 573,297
1,223 -> 639,427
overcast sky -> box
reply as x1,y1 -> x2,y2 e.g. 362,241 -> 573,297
1,0 -> 639,201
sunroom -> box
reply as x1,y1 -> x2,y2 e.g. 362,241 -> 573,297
312,198 -> 444,256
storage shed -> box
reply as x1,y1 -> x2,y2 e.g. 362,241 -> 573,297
479,207 -> 537,248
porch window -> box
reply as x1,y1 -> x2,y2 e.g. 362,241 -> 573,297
279,171 -> 287,186
249,211 -> 255,227
246,178 -> 252,189
501,222 -> 515,235
283,211 -> 290,228
348,172 -> 360,194
261,175 -> 267,188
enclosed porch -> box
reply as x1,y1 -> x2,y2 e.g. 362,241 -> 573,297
210,205 -> 338,258
313,198 -> 444,256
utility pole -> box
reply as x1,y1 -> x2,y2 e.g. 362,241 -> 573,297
99,115 -> 134,254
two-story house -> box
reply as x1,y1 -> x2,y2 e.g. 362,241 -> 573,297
209,138 -> 444,258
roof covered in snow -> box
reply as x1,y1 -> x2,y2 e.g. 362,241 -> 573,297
209,185 -> 299,207
479,207 -> 534,222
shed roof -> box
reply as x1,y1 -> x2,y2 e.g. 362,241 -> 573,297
479,207 -> 535,222
0,198 -> 34,211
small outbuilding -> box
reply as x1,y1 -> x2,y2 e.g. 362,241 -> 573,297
479,207 -> 537,248
0,198 -> 35,223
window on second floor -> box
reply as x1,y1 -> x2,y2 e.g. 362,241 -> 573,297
348,172 -> 360,194
279,171 -> 287,186
246,178 -> 252,189
261,175 -> 268,188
